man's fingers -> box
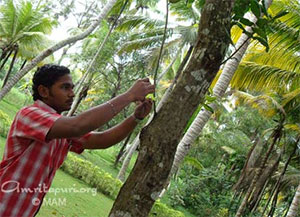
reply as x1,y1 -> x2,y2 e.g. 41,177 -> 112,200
140,78 -> 150,83
147,85 -> 155,93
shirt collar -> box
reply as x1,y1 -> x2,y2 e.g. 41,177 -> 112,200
34,100 -> 58,114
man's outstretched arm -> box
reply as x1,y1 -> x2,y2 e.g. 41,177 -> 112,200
46,79 -> 154,140
83,99 -> 152,149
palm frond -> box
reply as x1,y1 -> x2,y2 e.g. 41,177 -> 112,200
282,88 -> 300,107
231,61 -> 300,94
117,35 -> 163,55
0,0 -> 17,40
116,15 -> 165,32
0,0 -> 55,53
284,123 -> 300,134
233,90 -> 285,117
268,0 -> 300,53
174,24 -> 198,44
170,0 -> 200,23
245,45 -> 300,73
108,0 -> 133,16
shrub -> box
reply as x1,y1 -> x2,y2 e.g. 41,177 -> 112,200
0,110 -> 11,137
61,153 -> 122,198
150,201 -> 185,217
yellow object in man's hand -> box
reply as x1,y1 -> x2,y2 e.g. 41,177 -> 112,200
146,93 -> 155,101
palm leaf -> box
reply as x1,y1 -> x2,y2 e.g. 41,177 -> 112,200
116,15 -> 165,32
282,88 -> 300,107
183,156 -> 204,171
233,90 -> 285,117
170,0 -> 200,23
117,35 -> 163,54
231,62 -> 300,94
284,123 -> 300,133
268,0 -> 300,53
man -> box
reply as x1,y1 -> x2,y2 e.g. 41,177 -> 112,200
0,64 -> 154,216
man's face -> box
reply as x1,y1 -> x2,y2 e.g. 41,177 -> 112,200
41,74 -> 75,113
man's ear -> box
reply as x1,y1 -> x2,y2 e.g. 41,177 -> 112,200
37,85 -> 50,99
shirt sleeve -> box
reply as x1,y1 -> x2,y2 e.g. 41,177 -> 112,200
15,107 -> 61,142
68,132 -> 92,154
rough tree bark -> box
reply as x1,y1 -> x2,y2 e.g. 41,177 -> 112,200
108,1 -> 234,216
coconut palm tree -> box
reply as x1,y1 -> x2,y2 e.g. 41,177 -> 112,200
0,0 -> 55,86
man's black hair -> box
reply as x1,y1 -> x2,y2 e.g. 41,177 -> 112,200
32,64 -> 70,101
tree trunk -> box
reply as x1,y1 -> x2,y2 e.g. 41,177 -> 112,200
235,120 -> 284,217
261,137 -> 299,216
0,49 -> 13,73
0,0 -> 118,101
109,1 -> 233,216
116,45 -> 193,181
286,183 -> 300,217
248,151 -> 280,212
114,132 -> 132,168
2,47 -> 18,88
68,73 -> 92,116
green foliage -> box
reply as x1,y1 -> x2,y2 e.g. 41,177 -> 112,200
232,0 -> 275,51
61,153 -> 123,198
0,109 -> 11,137
168,168 -> 234,217
165,105 -> 274,216
150,201 -> 185,217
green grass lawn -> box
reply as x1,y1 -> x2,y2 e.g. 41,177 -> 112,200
37,169 -> 114,217
80,147 -> 137,179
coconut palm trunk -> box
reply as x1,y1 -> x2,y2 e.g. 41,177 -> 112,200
261,137 -> 300,216
235,120 -> 284,217
286,183 -> 300,217
109,1 -> 233,216
0,0 -> 118,101
167,0 -> 273,187
0,49 -> 13,73
2,47 -> 18,88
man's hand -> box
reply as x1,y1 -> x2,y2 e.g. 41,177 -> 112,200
134,99 -> 153,120
126,78 -> 155,102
